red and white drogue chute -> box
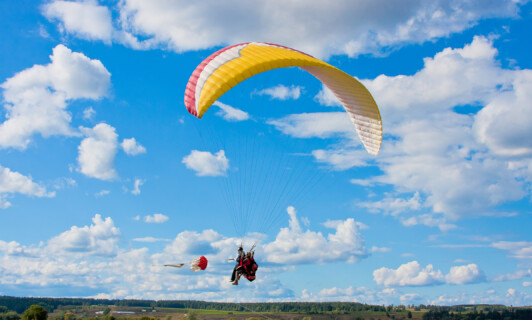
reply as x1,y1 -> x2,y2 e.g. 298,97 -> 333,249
164,256 -> 208,272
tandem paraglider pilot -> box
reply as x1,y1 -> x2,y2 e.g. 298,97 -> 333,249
231,246 -> 258,285
230,247 -> 244,283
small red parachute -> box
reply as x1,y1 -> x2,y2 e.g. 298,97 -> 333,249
164,256 -> 208,272
191,256 -> 208,271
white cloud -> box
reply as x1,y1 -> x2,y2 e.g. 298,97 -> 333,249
349,178 -> 374,186
0,215 -> 296,301
47,214 -> 121,257
0,240 -> 40,257
314,86 -> 341,107
371,246 -> 391,253
445,264 -> 485,284
121,137 -> 146,155
213,101 -> 249,122
43,0 -> 114,43
83,107 -> 96,120
182,150 -> 229,177
523,281 -> 532,287
268,112 -> 354,139
0,44 -> 110,149
492,269 -> 532,282
360,192 -> 422,217
78,123 -> 119,180
0,210 -> 528,303
312,148 -> 369,171
358,193 -> 457,231
492,241 -> 532,260
160,229 -> 224,258
44,1 -> 525,58
263,206 -> 368,264
95,189 -> 110,197
432,288 -> 532,306
474,70 -> 532,156
254,85 -> 302,100
301,286 -> 415,305
400,214 -> 457,232
373,261 -> 445,287
374,261 -> 486,287
132,237 -> 170,243
361,36 -> 512,123
131,178 -> 144,195
0,165 -> 55,208
327,37 -> 532,223
144,213 -> 169,224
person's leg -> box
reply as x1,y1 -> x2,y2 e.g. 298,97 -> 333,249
230,267 -> 237,281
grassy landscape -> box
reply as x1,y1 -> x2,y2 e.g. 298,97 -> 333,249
1,297 -> 531,320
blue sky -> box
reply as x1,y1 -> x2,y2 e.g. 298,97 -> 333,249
1,0 -> 532,305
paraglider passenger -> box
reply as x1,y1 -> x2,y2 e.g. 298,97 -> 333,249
230,247 -> 244,284
242,251 -> 258,282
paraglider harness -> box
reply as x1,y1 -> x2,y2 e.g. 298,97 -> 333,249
235,244 -> 259,282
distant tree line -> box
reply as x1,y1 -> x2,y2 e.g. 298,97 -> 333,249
0,297 -> 388,314
422,308 -> 532,320
1,296 -> 531,319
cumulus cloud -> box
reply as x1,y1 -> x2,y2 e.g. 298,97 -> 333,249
0,165 -> 55,208
263,206 -> 368,264
213,101 -> 249,122
373,261 -> 486,287
160,229 -> 224,258
121,137 -> 146,155
0,240 -> 40,258
131,178 -> 144,195
314,37 -> 532,223
254,85 -> 302,100
0,209 -> 526,303
78,123 -> 119,180
43,1 -> 525,58
43,0 -> 114,43
361,37 -> 512,122
182,150 -> 229,177
0,44 -> 110,149
374,261 -> 445,287
47,214 -> 121,257
0,215 -> 293,300
144,213 -> 169,224
445,264 -> 486,284
474,70 -> 532,156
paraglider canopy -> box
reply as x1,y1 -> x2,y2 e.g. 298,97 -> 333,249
184,42 -> 383,155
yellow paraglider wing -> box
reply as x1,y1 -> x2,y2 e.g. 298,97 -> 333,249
184,42 -> 382,155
